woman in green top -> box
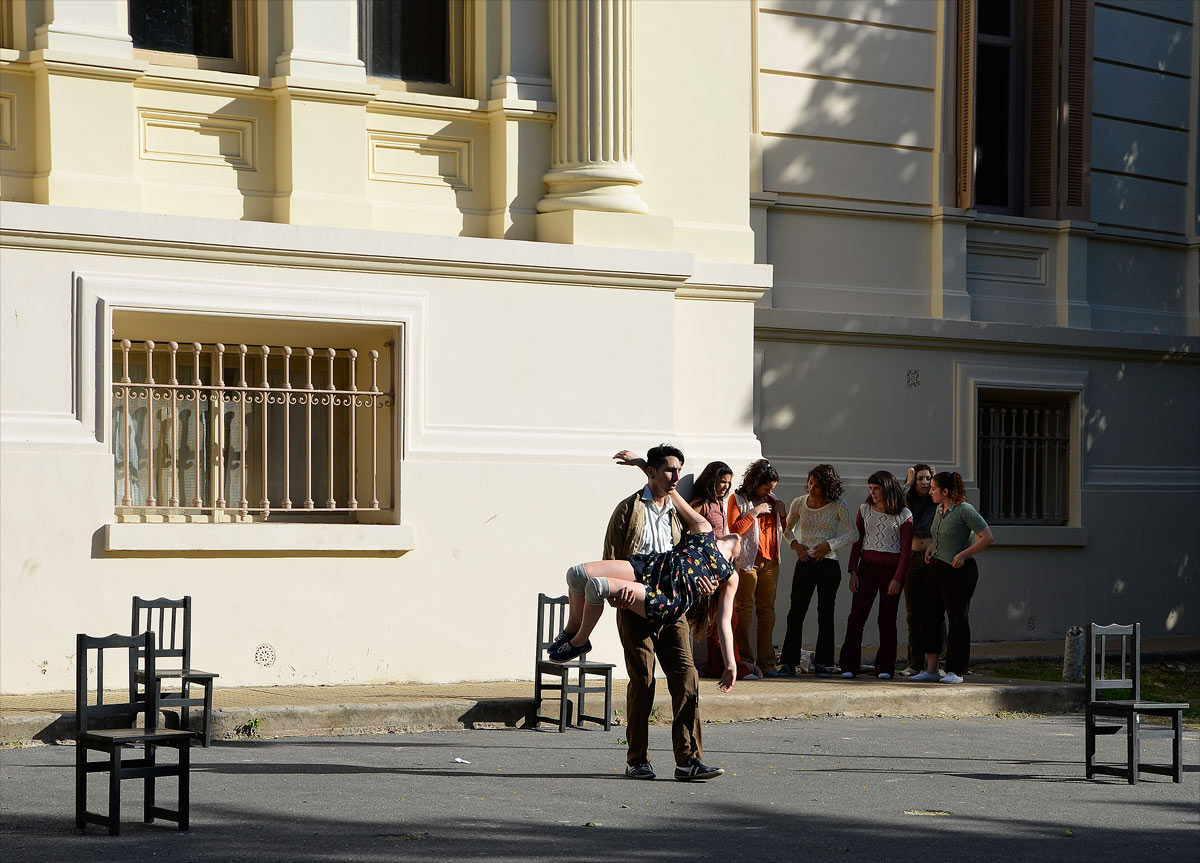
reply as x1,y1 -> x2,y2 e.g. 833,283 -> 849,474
909,472 -> 994,685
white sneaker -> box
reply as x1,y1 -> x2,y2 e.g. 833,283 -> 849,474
910,671 -> 941,682
940,672 -> 964,684
877,672 -> 892,680
841,671 -> 855,678
898,667 -> 919,677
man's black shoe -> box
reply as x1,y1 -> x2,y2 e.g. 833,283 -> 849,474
625,761 -> 656,780
674,758 -> 725,781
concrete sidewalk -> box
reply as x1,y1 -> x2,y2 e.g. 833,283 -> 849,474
4,636 -> 1195,745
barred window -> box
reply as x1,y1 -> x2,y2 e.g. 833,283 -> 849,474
977,394 -> 1070,525
112,336 -> 394,523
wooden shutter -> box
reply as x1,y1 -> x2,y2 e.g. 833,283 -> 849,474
1062,0 -> 1093,220
1024,0 -> 1061,219
956,0 -> 976,209
1025,0 -> 1092,221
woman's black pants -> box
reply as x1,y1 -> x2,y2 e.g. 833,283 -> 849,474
779,558 -> 841,668
923,557 -> 979,675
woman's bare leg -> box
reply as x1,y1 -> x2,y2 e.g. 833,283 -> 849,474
562,559 -> 644,645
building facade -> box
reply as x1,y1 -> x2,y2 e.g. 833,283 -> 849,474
1,0 -> 1196,695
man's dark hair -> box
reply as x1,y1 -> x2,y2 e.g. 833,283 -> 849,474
646,443 -> 685,470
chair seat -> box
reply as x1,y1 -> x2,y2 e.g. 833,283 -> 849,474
536,659 -> 615,676
136,668 -> 219,682
81,727 -> 195,745
1090,700 -> 1188,711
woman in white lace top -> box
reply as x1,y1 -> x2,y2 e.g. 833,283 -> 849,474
773,464 -> 857,675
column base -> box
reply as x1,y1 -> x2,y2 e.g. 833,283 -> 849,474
536,210 -> 673,250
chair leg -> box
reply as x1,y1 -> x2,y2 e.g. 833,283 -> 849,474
558,689 -> 569,733
108,747 -> 122,836
532,674 -> 543,729
1172,710 -> 1183,783
1126,714 -> 1139,785
576,668 -> 586,729
200,681 -> 214,748
178,742 -> 190,831
602,671 -> 612,732
144,744 -> 156,823
75,744 -> 87,830
180,680 -> 191,738
1085,713 -> 1096,779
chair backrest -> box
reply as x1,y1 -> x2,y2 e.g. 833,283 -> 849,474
132,596 -> 192,669
76,632 -> 159,734
535,593 -> 589,663
1086,622 -> 1141,702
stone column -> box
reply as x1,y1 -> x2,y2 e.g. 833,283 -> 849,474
537,0 -> 648,218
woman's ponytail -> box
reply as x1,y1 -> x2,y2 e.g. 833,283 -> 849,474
933,470 -> 967,503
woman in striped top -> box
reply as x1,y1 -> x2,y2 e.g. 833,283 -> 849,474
839,471 -> 913,679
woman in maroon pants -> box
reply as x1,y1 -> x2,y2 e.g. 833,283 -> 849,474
839,471 -> 913,679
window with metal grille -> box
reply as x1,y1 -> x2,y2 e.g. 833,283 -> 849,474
112,338 -> 394,523
977,395 -> 1070,525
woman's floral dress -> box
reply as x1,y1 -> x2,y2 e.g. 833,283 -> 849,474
629,531 -> 735,622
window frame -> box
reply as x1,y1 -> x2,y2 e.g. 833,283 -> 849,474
955,361 -> 1088,546
955,0 -> 1093,221
74,272 -> 424,556
110,331 -> 394,525
358,0 -> 469,98
976,389 -> 1071,525
129,0 -> 251,75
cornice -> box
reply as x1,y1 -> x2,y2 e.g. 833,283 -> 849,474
0,203 -> 698,293
754,307 -> 1200,364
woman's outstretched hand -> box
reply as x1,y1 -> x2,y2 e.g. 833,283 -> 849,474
613,450 -> 650,475
718,668 -> 735,692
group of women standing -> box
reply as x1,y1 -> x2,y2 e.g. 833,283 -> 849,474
689,459 -> 994,683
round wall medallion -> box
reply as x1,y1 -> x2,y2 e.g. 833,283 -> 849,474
254,643 -> 276,667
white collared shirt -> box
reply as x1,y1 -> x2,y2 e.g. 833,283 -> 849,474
638,485 -> 675,554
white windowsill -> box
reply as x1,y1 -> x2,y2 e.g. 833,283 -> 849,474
990,526 -> 1087,547
104,523 -> 415,554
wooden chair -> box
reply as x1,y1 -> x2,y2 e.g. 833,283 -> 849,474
1085,622 -> 1188,784
532,594 -> 614,732
132,597 -> 219,747
76,632 -> 193,835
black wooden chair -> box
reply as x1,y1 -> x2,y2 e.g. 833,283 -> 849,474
76,632 -> 192,835
132,596 -> 219,747
1085,622 -> 1188,784
532,594 -> 614,732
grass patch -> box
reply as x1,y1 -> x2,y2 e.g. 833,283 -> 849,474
974,658 -> 1200,725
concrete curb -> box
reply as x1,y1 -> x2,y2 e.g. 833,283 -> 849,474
1,683 -> 1085,745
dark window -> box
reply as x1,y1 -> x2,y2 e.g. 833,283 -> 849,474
359,0 -> 449,84
974,0 -> 1022,211
129,0 -> 234,59
959,0 -> 1092,219
977,394 -> 1070,525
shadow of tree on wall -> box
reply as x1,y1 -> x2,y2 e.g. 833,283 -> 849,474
748,1 -> 1199,648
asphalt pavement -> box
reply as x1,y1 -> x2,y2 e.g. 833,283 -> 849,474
2,716 -> 1197,863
